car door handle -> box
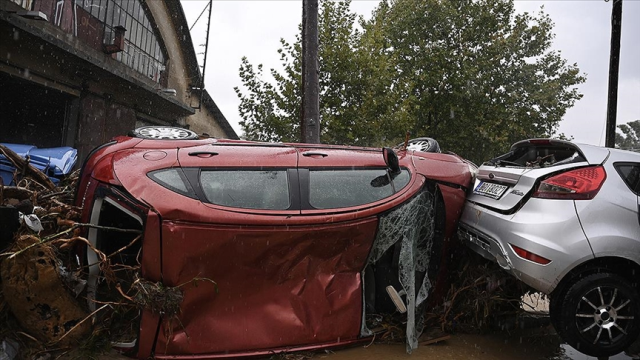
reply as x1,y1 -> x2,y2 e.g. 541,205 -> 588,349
188,151 -> 219,158
302,152 -> 328,158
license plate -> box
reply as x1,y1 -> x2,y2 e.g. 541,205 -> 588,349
474,181 -> 508,199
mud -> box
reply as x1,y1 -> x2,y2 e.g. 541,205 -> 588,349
0,236 -> 91,346
322,333 -> 557,360
323,331 -> 638,360
51,326 -> 639,359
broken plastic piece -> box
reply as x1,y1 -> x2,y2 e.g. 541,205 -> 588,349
58,264 -> 87,297
112,338 -> 137,354
19,212 -> 43,232
386,285 -> 407,313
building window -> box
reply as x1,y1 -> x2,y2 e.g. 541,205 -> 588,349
11,0 -> 33,10
73,0 -> 167,85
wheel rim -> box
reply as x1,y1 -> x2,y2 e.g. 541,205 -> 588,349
407,140 -> 431,152
575,286 -> 635,346
138,127 -> 192,140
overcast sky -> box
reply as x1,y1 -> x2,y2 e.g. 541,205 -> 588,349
181,0 -> 639,147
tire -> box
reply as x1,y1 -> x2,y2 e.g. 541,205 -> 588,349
399,137 -> 441,153
553,272 -> 640,357
129,126 -> 198,140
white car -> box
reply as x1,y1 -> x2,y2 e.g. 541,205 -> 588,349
458,138 -> 640,357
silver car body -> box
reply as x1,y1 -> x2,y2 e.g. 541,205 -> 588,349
459,140 -> 640,294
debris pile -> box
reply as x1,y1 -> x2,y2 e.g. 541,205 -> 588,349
425,245 -> 542,334
0,145 -> 173,359
0,164 -> 92,357
361,246 -> 539,352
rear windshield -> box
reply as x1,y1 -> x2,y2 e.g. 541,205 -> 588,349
487,143 -> 586,168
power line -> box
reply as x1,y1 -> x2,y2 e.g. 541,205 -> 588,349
189,2 -> 210,31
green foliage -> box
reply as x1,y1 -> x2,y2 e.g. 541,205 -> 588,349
235,0 -> 585,164
616,120 -> 640,151
235,1 -> 365,144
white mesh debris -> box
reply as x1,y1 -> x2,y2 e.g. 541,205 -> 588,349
361,185 -> 437,353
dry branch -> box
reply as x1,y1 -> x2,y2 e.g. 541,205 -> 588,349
1,223 -> 142,259
50,304 -> 110,346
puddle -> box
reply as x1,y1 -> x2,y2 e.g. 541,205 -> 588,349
554,344 -> 638,360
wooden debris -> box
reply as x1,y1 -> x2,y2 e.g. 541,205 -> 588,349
418,328 -> 450,346
0,186 -> 34,201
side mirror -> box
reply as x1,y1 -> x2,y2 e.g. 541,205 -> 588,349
371,148 -> 401,188
383,147 -> 400,174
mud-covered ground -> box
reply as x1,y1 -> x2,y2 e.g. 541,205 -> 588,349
68,327 -> 639,360
324,332 -> 638,360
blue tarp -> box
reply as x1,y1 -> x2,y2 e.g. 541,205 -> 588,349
0,143 -> 77,186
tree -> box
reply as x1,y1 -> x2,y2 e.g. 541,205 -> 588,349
616,120 -> 640,151
235,0 -> 585,164
235,1 -> 362,144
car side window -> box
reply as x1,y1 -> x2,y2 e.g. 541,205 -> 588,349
308,169 -> 410,209
200,170 -> 290,210
148,168 -> 197,199
615,163 -> 640,195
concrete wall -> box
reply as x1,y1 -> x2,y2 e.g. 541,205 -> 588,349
146,0 -> 192,123
75,93 -> 137,160
189,107 -> 228,138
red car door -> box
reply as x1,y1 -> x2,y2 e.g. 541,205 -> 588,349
296,146 -> 430,353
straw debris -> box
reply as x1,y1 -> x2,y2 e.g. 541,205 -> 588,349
0,169 -> 149,359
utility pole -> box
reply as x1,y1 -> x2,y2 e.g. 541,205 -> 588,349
301,0 -> 320,144
605,0 -> 623,148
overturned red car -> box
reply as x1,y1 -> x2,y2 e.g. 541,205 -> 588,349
75,127 -> 474,359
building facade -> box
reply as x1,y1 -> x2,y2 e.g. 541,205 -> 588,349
0,0 -> 237,161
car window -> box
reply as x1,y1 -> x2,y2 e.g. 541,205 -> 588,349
309,169 -> 410,209
615,163 -> 640,195
148,168 -> 197,198
487,143 -> 586,168
200,170 -> 290,210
